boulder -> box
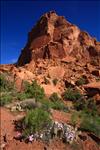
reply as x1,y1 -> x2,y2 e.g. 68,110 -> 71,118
41,84 -> 60,96
61,56 -> 76,63
20,98 -> 42,109
83,82 -> 100,96
48,66 -> 65,79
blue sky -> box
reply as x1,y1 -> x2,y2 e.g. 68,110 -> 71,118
1,0 -> 100,64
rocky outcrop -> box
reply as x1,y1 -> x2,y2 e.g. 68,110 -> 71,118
48,66 -> 65,79
41,84 -> 60,96
83,82 -> 100,92
0,11 -> 100,94
17,11 -> 100,66
83,82 -> 100,103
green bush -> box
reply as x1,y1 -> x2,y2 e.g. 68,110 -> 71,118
80,112 -> 100,137
17,92 -> 27,101
40,93 -> 68,112
50,100 -> 67,112
24,80 -> 45,101
71,110 -> 100,137
49,92 -> 61,102
0,93 -> 13,106
71,111 -> 80,126
63,88 -> 82,101
41,99 -> 66,112
17,81 -> 45,101
40,98 -> 52,111
86,98 -> 97,115
22,108 -> 52,136
75,77 -> 86,86
49,93 -> 68,112
74,99 -> 86,111
74,98 -> 98,115
0,73 -> 16,106
0,73 -> 15,92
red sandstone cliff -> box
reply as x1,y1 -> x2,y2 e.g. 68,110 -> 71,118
17,11 -> 100,66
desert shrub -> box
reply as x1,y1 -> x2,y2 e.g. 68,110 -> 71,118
71,111 -> 80,126
0,74 -> 6,91
41,99 -> 67,112
40,97 -> 53,111
50,100 -> 67,112
49,93 -> 68,112
80,112 -> 100,137
49,92 -> 61,102
22,108 -> 52,136
0,93 -> 13,106
74,98 -> 98,115
40,93 -> 68,112
71,110 -> 100,137
17,92 -> 27,101
16,81 -> 45,101
0,73 -> 17,106
24,80 -> 45,101
74,98 -> 86,111
63,88 -> 82,101
52,78 -> 58,86
0,73 -> 15,92
75,77 -> 86,86
86,98 -> 97,115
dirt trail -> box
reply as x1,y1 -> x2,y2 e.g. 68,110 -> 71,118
0,107 -> 16,143
0,107 -> 29,150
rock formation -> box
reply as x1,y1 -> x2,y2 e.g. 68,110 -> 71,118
0,11 -> 100,93
17,11 -> 100,66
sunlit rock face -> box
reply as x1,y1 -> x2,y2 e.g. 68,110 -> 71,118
0,11 -> 100,92
17,11 -> 100,66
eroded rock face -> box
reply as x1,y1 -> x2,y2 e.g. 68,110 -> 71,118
0,11 -> 100,94
41,84 -> 60,96
17,11 -> 100,66
48,66 -> 65,79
